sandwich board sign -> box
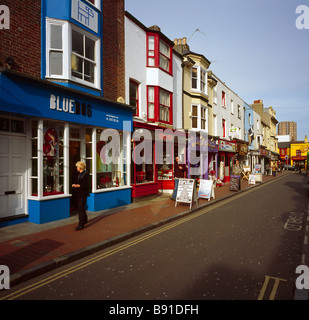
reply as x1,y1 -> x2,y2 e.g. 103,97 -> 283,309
249,174 -> 256,185
198,179 -> 215,201
175,178 -> 198,209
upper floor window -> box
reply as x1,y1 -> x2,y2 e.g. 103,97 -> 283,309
191,104 -> 207,131
147,86 -> 173,124
147,33 -> 172,74
84,0 -> 101,9
46,19 -> 100,89
129,79 -> 139,116
71,29 -> 96,83
191,66 -> 207,94
237,105 -> 241,119
222,91 -> 226,107
222,119 -> 226,138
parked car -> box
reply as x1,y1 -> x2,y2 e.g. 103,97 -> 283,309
283,164 -> 296,171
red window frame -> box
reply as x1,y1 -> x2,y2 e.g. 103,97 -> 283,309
147,86 -> 173,125
222,119 -> 226,138
222,91 -> 226,107
146,33 -> 173,75
129,79 -> 139,116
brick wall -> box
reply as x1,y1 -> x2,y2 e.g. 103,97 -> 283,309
0,0 -> 126,99
102,0 -> 125,101
0,0 -> 41,78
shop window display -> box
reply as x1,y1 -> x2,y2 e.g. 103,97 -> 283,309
30,120 -> 64,197
96,129 -> 126,189
131,140 -> 154,184
42,122 -> 64,196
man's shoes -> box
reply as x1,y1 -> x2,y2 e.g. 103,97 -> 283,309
75,225 -> 84,231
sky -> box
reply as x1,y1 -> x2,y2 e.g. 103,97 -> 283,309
125,0 -> 309,141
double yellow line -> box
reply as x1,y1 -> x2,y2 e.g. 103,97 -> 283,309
1,207 -> 212,300
1,173 -> 289,300
258,276 -> 287,300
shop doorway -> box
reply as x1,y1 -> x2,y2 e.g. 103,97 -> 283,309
69,140 -> 81,209
0,135 -> 26,219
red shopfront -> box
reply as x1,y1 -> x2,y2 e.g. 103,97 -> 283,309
218,139 -> 236,182
131,121 -> 184,197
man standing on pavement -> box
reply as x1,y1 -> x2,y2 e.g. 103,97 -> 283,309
232,160 -> 242,176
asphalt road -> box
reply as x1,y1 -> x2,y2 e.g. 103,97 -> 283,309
1,172 -> 308,302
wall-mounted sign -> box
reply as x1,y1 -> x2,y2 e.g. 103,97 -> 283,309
219,139 -> 236,153
50,94 -> 92,117
71,0 -> 98,33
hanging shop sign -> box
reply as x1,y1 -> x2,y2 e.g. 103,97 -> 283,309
236,142 -> 248,156
259,148 -> 267,157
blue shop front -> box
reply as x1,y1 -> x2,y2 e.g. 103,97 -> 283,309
0,71 -> 132,226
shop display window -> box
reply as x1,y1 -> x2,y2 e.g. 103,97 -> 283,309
30,121 -> 130,199
42,121 -> 64,196
96,128 -> 126,189
131,140 -> 154,184
30,120 -> 38,196
157,149 -> 173,181
30,120 -> 64,197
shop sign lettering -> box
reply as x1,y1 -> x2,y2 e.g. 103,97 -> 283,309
50,94 -> 92,117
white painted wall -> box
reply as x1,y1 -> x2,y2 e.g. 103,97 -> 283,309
125,15 -> 183,129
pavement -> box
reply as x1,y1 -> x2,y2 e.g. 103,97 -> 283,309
0,169 -> 308,300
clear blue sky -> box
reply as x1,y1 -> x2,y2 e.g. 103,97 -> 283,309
125,0 -> 309,141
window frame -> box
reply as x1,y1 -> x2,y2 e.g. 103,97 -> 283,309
147,86 -> 173,125
129,79 -> 139,117
146,33 -> 173,75
191,66 -> 207,95
222,91 -> 226,107
191,104 -> 207,131
46,18 -> 101,89
222,119 -> 226,138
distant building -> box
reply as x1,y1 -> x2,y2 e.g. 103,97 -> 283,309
278,121 -> 297,141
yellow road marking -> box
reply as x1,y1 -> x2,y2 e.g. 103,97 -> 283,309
258,275 -> 287,300
1,173 -> 290,300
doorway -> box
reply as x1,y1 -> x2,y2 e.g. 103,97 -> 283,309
69,140 -> 81,208
0,135 -> 26,219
